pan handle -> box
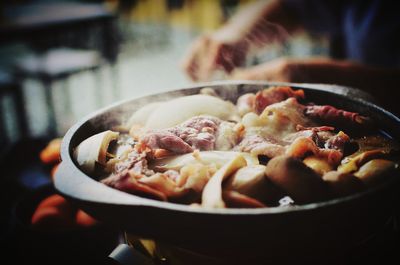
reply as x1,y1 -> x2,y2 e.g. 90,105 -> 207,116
108,244 -> 154,265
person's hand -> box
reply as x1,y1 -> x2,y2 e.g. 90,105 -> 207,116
181,30 -> 249,82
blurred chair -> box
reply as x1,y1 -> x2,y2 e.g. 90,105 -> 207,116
1,2 -> 120,137
14,48 -> 103,136
0,69 -> 28,146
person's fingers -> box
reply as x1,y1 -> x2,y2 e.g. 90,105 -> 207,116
230,68 -> 261,80
230,63 -> 272,80
181,34 -> 248,81
199,41 -> 225,81
215,43 -> 248,74
181,35 -> 209,81
230,58 -> 292,81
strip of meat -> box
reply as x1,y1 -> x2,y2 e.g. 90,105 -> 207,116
324,131 -> 350,151
138,172 -> 187,198
140,116 -> 222,154
286,137 -> 344,165
254,86 -> 304,114
222,191 -> 266,208
237,134 -> 286,157
101,170 -> 167,201
304,104 -> 370,128
141,131 -> 194,154
113,149 -> 152,175
239,98 -> 350,164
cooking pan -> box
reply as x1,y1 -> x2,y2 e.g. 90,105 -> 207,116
54,81 -> 400,262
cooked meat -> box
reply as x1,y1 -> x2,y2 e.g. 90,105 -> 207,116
101,170 -> 167,201
222,190 -> 266,208
140,115 -> 240,154
237,134 -> 286,157
113,149 -> 153,176
305,104 -> 370,129
141,131 -> 196,154
254,86 -> 304,114
140,115 -> 221,153
238,98 -> 349,164
82,86 -> 397,209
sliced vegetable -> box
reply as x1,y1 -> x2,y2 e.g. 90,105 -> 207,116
224,165 -> 280,204
178,163 -> 214,193
201,154 -> 247,208
73,130 -> 119,174
144,95 -> 239,129
152,151 -> 258,172
126,102 -> 162,128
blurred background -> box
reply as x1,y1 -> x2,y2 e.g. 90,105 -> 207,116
0,0 -> 329,264
0,0 -> 328,147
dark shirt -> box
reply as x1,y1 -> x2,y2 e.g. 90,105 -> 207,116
283,0 -> 400,67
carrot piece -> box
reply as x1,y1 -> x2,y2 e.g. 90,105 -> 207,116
37,194 -> 68,209
31,207 -> 75,230
75,210 -> 98,227
40,138 -> 62,164
153,149 -> 174,159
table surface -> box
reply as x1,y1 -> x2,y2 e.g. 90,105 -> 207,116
0,2 -> 114,42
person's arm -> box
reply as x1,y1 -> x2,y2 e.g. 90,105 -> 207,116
181,0 -> 302,81
231,57 -> 400,115
217,0 -> 300,47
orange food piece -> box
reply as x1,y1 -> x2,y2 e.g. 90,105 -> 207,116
31,194 -> 77,231
40,138 -> 62,164
75,210 -> 98,227
152,149 -> 174,159
36,194 -> 69,209
31,194 -> 100,231
31,206 -> 74,230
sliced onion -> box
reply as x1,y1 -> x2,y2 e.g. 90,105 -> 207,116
144,95 -> 239,129
152,151 -> 258,172
74,130 -> 119,174
201,154 -> 247,208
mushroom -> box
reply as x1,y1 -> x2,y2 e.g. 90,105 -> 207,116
265,155 -> 331,204
322,171 -> 364,197
224,165 -> 283,204
338,135 -> 398,174
354,159 -> 398,186
303,155 -> 334,176
73,130 -> 119,174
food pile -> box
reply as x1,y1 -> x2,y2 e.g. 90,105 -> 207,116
31,139 -> 97,230
73,86 -> 399,209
